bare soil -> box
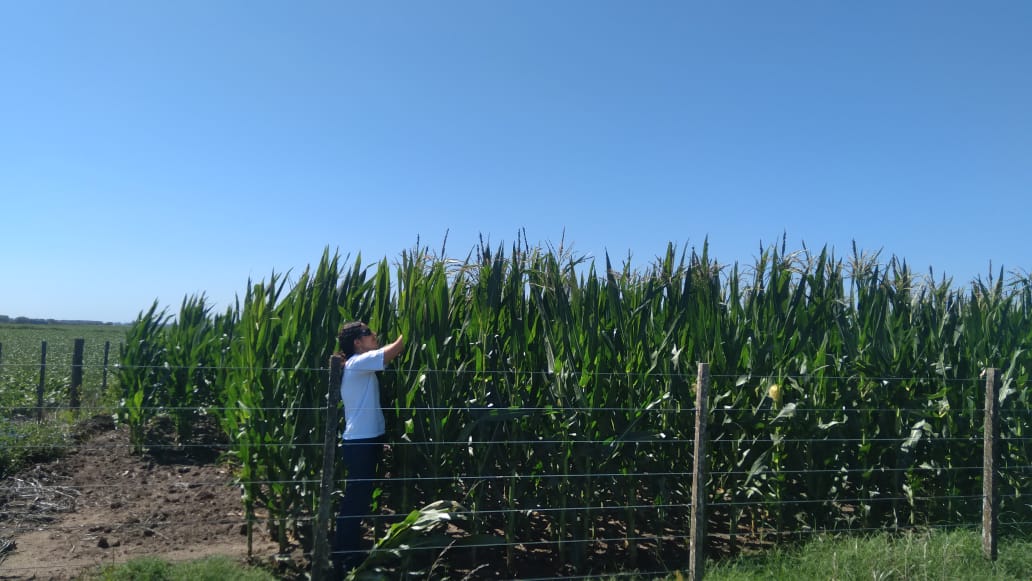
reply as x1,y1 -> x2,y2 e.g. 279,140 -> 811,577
0,416 -> 715,580
0,417 -> 281,580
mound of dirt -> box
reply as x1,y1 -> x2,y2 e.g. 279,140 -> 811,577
0,419 -> 281,580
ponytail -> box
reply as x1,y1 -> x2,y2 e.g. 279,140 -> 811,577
335,321 -> 367,361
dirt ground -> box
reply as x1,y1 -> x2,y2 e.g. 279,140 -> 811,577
0,417 -> 282,580
0,417 -> 701,580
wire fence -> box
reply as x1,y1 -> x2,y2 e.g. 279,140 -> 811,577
1,352 -> 1029,579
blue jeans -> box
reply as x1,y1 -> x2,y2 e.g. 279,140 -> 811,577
333,436 -> 384,568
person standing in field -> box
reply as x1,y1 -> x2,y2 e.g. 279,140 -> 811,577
332,321 -> 405,573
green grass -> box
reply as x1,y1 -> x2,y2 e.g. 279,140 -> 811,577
0,322 -> 126,412
80,556 -> 277,581
0,417 -> 69,478
0,323 -> 125,477
702,529 -> 1032,581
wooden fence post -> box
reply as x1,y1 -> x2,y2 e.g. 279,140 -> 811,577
689,362 -> 710,581
102,341 -> 111,391
71,338 -> 84,412
983,367 -> 1000,561
313,355 -> 344,580
36,341 -> 47,422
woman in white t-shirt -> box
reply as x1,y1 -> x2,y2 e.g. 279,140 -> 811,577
332,321 -> 404,573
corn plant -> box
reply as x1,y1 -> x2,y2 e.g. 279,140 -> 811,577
118,301 -> 171,452
221,250 -> 356,552
116,238 -> 1032,575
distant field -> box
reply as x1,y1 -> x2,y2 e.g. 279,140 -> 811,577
0,323 -> 127,412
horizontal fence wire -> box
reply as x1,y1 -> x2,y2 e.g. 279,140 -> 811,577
9,438 -> 1030,476
9,520 -> 993,581
9,404 -> 1030,419
0,508 -> 994,538
0,360 -> 1000,383
0,480 -> 1013,578
1,498 -> 1006,534
3,472 -> 697,485
712,465 -> 994,477
8,465 -> 1026,490
1,404 -> 696,414
710,494 -> 984,509
5,435 -> 1019,451
325,517 -> 985,581
2,361 -> 1027,579
8,403 -> 1030,414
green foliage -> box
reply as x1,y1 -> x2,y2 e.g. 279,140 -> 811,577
346,500 -> 481,580
117,301 -> 171,451
117,297 -> 234,453
112,238 -> 1032,576
81,555 -> 277,581
221,249 -> 348,551
0,418 -> 69,478
0,322 -> 125,411
704,528 -> 1032,580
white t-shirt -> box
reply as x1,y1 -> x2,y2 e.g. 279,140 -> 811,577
341,349 -> 386,440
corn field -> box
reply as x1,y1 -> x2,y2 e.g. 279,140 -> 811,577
117,240 -> 1032,573
0,324 -> 123,412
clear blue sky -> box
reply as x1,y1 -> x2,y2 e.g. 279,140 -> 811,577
2,1 -> 1030,323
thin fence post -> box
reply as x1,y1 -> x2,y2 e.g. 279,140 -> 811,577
36,341 -> 47,422
689,362 -> 710,581
102,341 -> 111,391
313,355 -> 343,580
71,338 -> 84,412
983,367 -> 1000,561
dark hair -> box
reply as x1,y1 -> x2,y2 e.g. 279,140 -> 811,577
336,321 -> 368,359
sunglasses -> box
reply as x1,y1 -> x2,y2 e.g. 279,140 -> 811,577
355,328 -> 374,337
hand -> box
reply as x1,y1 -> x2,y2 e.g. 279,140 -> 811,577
383,334 -> 405,363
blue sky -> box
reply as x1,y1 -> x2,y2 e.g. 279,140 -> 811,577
2,1 -> 1030,323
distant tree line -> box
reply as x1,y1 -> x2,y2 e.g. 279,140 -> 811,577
0,315 -> 118,326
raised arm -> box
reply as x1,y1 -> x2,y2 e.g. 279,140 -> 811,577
381,334 -> 405,364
